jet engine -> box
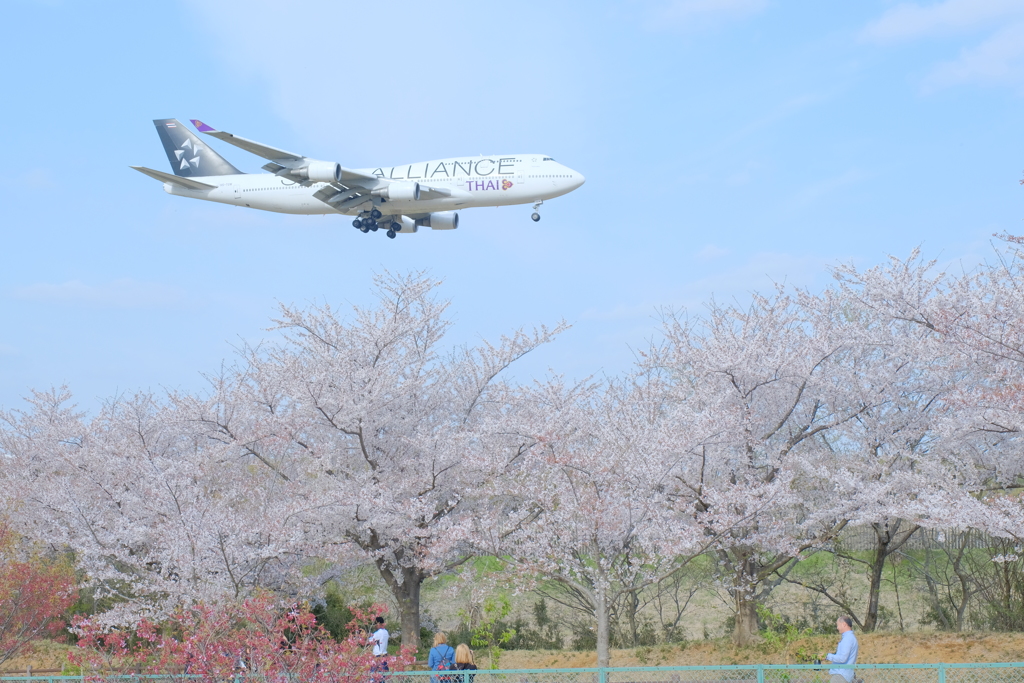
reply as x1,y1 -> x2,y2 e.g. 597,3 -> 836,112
292,160 -> 342,183
416,211 -> 459,230
372,182 -> 420,201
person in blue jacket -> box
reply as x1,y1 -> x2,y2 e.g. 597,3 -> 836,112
428,632 -> 456,683
821,616 -> 859,683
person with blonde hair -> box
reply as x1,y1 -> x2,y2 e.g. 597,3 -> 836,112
455,643 -> 478,682
428,632 -> 456,683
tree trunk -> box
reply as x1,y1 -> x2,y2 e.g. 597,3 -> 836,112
732,553 -> 760,647
376,560 -> 424,652
733,590 -> 759,646
623,589 -> 640,647
864,521 -> 920,632
951,539 -> 974,632
922,550 -> 952,631
862,527 -> 890,632
595,587 -> 611,668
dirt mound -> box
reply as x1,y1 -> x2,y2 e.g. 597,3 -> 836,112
498,633 -> 1024,668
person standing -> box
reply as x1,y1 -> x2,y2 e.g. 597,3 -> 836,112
455,643 -> 478,683
821,616 -> 859,683
428,633 -> 456,683
368,616 -> 390,683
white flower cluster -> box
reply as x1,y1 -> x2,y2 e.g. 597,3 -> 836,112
6,244 -> 1024,657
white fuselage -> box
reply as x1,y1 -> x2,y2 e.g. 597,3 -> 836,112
164,155 -> 584,216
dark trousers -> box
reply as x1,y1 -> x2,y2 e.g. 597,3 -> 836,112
371,656 -> 389,683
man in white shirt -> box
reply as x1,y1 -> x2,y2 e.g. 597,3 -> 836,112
369,616 -> 390,656
822,616 -> 859,683
368,616 -> 390,682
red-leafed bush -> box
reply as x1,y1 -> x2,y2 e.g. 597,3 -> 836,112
70,594 -> 413,682
0,522 -> 78,666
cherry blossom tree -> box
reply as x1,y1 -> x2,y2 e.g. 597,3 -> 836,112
1,274 -> 564,643
776,266 -> 967,632
480,375 -> 737,666
10,258 -> 1024,651
0,388 -> 314,625
640,272 -> 994,645
830,248 -> 1024,538
183,272 -> 567,651
642,288 -> 874,645
774,351 -> 955,632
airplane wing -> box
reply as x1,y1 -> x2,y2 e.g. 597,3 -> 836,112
190,119 -> 378,184
131,165 -> 216,190
191,119 -> 303,162
187,119 -> 448,213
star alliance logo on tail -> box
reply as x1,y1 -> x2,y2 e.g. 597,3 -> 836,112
174,138 -> 202,172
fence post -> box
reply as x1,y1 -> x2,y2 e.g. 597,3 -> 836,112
938,664 -> 946,683
758,665 -> 765,683
599,665 -> 607,683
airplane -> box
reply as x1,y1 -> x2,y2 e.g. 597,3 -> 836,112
131,119 -> 585,239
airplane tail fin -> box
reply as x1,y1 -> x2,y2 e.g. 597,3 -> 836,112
152,118 -> 242,177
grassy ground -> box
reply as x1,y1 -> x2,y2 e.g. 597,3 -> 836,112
5,632 -> 1024,675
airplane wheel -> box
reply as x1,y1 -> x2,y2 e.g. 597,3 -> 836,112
387,230 -> 396,239
352,219 -> 362,228
531,212 -> 541,222
360,226 -> 369,233
393,223 -> 402,232
361,217 -> 374,227
371,209 -> 382,220
370,223 -> 379,231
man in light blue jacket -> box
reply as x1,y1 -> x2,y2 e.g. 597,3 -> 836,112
822,616 -> 859,683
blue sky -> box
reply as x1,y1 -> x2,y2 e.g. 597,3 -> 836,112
2,0 -> 1022,412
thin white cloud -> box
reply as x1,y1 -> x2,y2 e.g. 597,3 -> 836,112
24,168 -> 51,188
693,93 -> 824,166
644,0 -> 769,30
864,0 -> 1024,42
580,251 -> 830,322
790,168 -> 866,208
863,0 -> 1024,91
11,279 -> 184,308
184,1 -> 589,164
925,23 -> 1024,90
696,244 -> 730,261
0,168 -> 54,187
680,251 -> 831,308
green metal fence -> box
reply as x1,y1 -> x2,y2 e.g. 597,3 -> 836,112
385,665 -> 1024,683
3,665 -> 1023,683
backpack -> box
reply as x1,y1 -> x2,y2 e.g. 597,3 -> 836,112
434,647 -> 455,682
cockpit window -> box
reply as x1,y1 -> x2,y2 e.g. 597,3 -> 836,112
543,157 -> 555,161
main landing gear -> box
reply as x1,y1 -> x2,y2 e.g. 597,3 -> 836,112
353,210 -> 399,239
531,200 -> 543,222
